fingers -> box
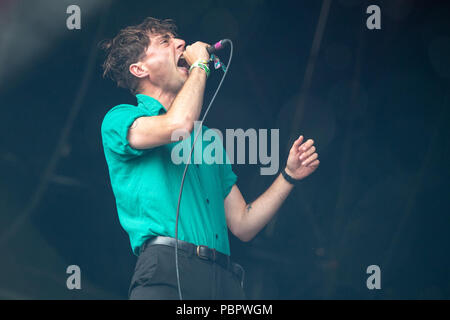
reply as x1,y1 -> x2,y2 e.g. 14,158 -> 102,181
301,152 -> 318,166
298,138 -> 315,152
299,145 -> 315,160
291,136 -> 320,167
195,41 -> 211,48
184,42 -> 210,64
308,159 -> 320,167
291,135 -> 304,152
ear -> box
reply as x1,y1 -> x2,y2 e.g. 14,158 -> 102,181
129,62 -> 149,79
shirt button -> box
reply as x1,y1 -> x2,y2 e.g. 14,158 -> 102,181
215,234 -> 218,239
206,198 -> 210,204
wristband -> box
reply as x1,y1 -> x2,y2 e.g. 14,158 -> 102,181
281,168 -> 299,186
189,60 -> 210,78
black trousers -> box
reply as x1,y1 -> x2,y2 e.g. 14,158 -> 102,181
129,243 -> 246,300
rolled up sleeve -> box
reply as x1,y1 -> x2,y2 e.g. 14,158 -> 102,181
101,105 -> 151,160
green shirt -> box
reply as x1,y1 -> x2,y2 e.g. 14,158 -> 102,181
101,94 -> 237,256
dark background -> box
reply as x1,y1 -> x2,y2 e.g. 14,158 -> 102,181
0,0 -> 449,299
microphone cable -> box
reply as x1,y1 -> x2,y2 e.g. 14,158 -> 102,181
174,39 -> 233,300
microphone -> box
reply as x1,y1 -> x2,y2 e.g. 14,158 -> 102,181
206,39 -> 231,54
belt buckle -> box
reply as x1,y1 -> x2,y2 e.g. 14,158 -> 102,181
196,245 -> 209,260
233,263 -> 245,288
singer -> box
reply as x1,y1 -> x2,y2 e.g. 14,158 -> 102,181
100,17 -> 320,300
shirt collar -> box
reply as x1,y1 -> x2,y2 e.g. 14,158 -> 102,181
136,94 -> 167,115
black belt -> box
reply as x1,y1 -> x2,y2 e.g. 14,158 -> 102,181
139,236 -> 245,287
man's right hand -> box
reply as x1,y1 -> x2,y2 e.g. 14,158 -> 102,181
183,41 -> 210,66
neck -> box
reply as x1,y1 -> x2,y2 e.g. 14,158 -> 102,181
139,86 -> 177,111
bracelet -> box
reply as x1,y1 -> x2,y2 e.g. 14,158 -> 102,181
189,60 -> 210,78
281,168 -> 298,186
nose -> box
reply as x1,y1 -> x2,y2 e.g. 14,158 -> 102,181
175,38 -> 185,51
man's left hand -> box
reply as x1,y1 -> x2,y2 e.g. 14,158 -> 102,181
285,135 -> 320,181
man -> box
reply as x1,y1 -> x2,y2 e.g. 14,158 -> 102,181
100,17 -> 320,300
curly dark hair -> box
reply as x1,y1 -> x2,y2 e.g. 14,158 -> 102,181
100,17 -> 178,95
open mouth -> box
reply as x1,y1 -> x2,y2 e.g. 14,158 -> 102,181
177,55 -> 189,70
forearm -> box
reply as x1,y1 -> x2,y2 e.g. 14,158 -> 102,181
238,169 -> 294,241
166,68 -> 207,131
235,136 -> 320,241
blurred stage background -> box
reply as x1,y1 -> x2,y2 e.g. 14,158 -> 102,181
0,0 -> 449,299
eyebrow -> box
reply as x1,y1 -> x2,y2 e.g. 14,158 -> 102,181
149,33 -> 173,47
157,33 -> 172,40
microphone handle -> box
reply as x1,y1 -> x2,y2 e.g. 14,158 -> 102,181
206,39 -> 230,54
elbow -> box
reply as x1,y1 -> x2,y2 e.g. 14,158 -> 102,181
181,118 -> 194,134
127,130 -> 146,150
239,234 -> 253,242
230,208 -> 255,242
234,228 -> 254,243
